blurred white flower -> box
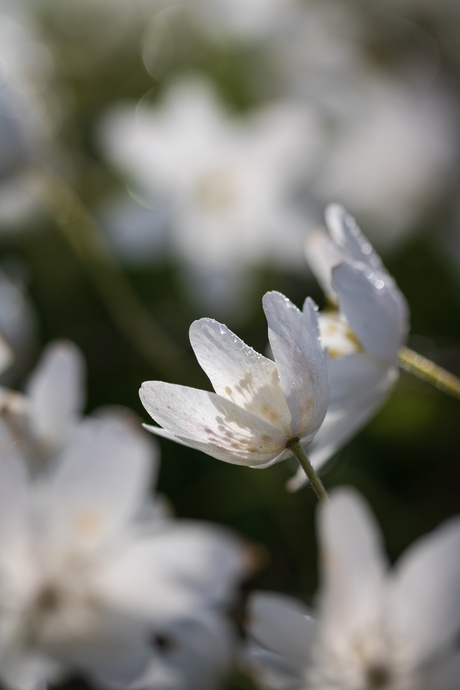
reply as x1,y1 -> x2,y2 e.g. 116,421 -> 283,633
125,610 -> 236,690
98,78 -> 320,311
312,74 -> 457,247
288,205 -> 409,491
247,487 -> 460,690
0,340 -> 85,464
0,6 -> 58,229
0,341 -> 248,690
271,1 -> 457,247
0,414 -> 247,690
140,290 -> 328,468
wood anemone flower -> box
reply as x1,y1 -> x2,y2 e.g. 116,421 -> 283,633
140,290 -> 329,468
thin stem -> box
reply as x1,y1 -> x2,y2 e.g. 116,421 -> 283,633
286,439 -> 329,507
25,166 -> 188,378
398,346 -> 460,402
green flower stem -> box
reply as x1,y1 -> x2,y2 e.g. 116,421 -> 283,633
398,346 -> 460,402
26,167 -> 189,379
286,439 -> 329,507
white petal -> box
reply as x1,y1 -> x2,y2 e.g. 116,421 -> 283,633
136,612 -> 235,690
247,641 -> 304,690
101,522 -> 246,621
304,228 -> 344,301
328,353 -> 393,412
325,204 -> 384,274
389,516 -> 460,664
0,644 -> 61,690
189,318 -> 291,434
333,262 -> 407,362
317,489 -> 387,647
249,592 -> 316,665
39,413 -> 154,548
26,341 -> 85,454
44,610 -> 152,687
140,381 -> 287,466
263,292 -> 328,440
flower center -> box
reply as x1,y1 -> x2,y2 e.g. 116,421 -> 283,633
193,169 -> 237,213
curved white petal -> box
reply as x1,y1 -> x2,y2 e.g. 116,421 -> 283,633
101,522 -> 246,620
304,229 -> 344,301
247,641 -> 304,690
389,517 -> 460,665
39,413 -> 154,549
317,489 -> 387,649
328,353 -> 393,411
263,292 -> 328,440
0,644 -> 61,690
134,612 -> 235,690
189,318 -> 291,434
325,204 -> 384,274
249,592 -> 316,665
333,262 -> 407,362
140,381 -> 286,466
26,341 -> 85,454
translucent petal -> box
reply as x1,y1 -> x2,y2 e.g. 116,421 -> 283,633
317,489 -> 387,650
389,516 -> 460,665
39,413 -> 154,549
26,341 -> 85,454
140,381 -> 287,466
263,292 -> 328,440
249,592 -> 316,665
101,522 -> 246,620
304,229 -> 344,301
190,318 -> 291,435
325,204 -> 384,274
333,263 -> 407,362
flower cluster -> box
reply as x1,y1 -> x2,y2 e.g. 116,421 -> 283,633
0,202 -> 458,690
0,342 -> 249,690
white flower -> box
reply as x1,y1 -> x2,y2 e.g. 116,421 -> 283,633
247,487 -> 460,690
0,340 -> 85,464
140,290 -> 328,468
288,204 -> 409,490
0,408 -> 247,690
98,78 -> 321,311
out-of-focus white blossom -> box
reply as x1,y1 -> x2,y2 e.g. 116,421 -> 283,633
0,341 -> 248,690
0,340 -> 84,464
271,1 -> 457,247
311,75 -> 456,246
140,291 -> 328,468
247,487 -> 460,690
98,78 -> 320,311
289,205 -> 408,491
0,5 -> 58,228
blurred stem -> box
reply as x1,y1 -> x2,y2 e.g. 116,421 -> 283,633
398,346 -> 460,402
26,167 -> 187,377
286,440 -> 329,507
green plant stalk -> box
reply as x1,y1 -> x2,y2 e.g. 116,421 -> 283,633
26,167 -> 189,378
398,346 -> 460,402
286,439 -> 329,506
